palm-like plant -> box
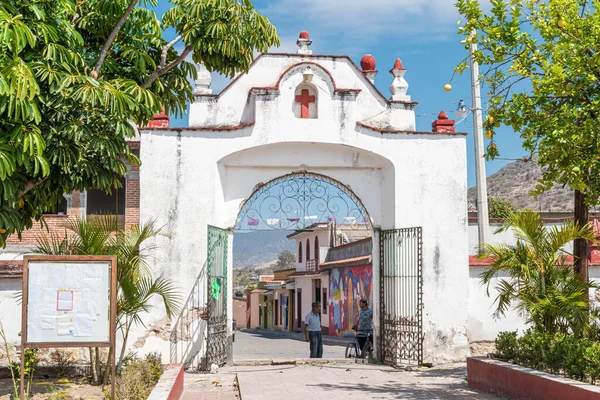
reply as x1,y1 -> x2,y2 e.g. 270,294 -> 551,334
36,216 -> 181,382
481,210 -> 597,337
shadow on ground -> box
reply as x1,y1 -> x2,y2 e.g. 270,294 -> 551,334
309,382 -> 484,399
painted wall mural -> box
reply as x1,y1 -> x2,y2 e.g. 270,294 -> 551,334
328,265 -> 372,337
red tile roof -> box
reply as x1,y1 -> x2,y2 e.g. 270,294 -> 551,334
319,255 -> 371,267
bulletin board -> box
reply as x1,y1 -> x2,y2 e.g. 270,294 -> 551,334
21,255 -> 117,347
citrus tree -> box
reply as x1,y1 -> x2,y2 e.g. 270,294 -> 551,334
455,0 -> 600,282
0,0 -> 279,246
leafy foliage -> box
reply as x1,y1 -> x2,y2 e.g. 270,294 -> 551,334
104,352 -> 163,400
276,250 -> 296,270
0,0 -> 278,246
494,330 -> 600,383
480,210 -> 597,336
488,197 -> 516,219
455,0 -> 600,205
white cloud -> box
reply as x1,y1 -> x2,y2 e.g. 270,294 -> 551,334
261,0 -> 461,45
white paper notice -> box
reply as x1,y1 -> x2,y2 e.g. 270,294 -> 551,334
42,288 -> 55,310
29,269 -> 48,287
64,265 -> 83,290
74,290 -> 93,314
49,265 -> 67,289
56,313 -> 74,336
28,309 -> 42,342
28,285 -> 43,305
83,264 -> 103,280
74,312 -> 93,337
83,278 -> 103,315
57,290 -> 74,311
41,312 -> 56,330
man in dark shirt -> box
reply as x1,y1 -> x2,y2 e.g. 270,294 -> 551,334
355,298 -> 373,355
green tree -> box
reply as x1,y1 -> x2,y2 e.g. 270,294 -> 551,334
0,0 -> 279,246
489,197 -> 516,219
481,210 -> 597,336
35,216 -> 181,383
455,0 -> 600,283
276,250 -> 296,270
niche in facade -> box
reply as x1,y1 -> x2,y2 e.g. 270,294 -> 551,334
294,83 -> 318,119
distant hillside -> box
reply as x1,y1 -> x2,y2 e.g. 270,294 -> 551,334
468,158 -> 576,212
233,230 -> 296,269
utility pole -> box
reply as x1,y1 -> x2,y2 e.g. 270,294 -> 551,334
470,38 -> 490,252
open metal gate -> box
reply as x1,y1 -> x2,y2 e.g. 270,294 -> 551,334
379,227 -> 423,366
201,225 -> 229,371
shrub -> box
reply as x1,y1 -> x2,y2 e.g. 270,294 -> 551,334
584,343 -> 600,384
517,330 -> 550,371
494,331 -> 519,361
105,353 -> 163,400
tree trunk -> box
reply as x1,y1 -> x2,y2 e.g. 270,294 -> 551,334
102,347 -> 113,385
574,189 -> 589,284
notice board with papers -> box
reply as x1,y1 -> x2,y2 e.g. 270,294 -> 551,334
22,256 -> 117,346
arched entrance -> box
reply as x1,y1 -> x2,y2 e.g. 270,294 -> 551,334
231,171 -> 374,363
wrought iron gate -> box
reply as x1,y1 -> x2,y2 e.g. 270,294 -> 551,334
202,225 -> 229,371
379,227 -> 423,366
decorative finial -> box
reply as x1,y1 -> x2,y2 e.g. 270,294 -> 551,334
360,54 -> 378,83
432,110 -> 455,133
438,111 -> 448,120
297,31 -> 312,55
194,63 -> 212,95
389,57 -> 410,101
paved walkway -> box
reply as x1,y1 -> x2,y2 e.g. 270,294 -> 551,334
182,362 -> 501,399
230,362 -> 501,399
234,329 -> 350,360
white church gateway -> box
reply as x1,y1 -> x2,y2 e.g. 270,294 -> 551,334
138,31 -> 470,368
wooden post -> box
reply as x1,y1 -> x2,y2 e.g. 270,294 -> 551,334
574,189 -> 589,283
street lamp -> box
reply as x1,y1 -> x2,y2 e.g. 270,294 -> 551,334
456,99 -> 469,119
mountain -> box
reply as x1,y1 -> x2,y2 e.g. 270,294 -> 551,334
468,158 -> 576,212
233,230 -> 296,269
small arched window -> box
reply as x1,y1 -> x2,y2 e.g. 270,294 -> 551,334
306,239 -> 311,261
294,83 -> 318,119
314,236 -> 319,265
298,242 -> 303,263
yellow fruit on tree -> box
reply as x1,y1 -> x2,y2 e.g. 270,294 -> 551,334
18,198 -> 24,208
558,19 -> 565,28
489,143 -> 497,151
0,229 -> 6,234
485,131 -> 493,139
444,84 -> 452,92
488,116 -> 495,125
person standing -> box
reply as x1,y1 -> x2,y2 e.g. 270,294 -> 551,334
355,298 -> 373,355
304,301 -> 323,358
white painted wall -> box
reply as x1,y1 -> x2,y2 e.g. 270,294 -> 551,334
0,279 -> 21,345
469,266 -> 600,342
139,52 -> 468,364
468,222 -> 575,255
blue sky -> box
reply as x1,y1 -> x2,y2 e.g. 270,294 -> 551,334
153,0 -> 528,189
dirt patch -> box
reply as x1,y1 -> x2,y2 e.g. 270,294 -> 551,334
0,378 -> 104,400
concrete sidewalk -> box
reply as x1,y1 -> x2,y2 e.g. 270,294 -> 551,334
226,362 -> 502,399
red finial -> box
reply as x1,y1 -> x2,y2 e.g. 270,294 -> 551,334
438,111 -> 449,120
360,54 -> 377,71
299,31 -> 310,40
393,58 -> 404,70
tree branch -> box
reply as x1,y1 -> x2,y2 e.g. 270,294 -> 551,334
18,177 -> 49,198
161,35 -> 183,67
93,0 -> 139,77
141,46 -> 192,89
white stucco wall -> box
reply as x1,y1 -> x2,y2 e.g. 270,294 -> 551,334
469,266 -> 600,342
139,52 -> 468,364
0,279 -> 21,345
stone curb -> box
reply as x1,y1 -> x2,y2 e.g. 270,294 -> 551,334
148,363 -> 184,400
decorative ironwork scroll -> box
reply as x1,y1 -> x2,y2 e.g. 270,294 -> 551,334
379,227 -> 423,366
235,171 -> 371,230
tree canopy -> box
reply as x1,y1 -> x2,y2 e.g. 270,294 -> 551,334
276,250 -> 296,270
455,0 -> 600,280
0,0 -> 279,246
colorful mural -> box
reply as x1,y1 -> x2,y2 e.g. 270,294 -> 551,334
328,265 -> 372,337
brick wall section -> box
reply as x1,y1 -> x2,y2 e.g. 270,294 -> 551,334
125,179 -> 140,229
